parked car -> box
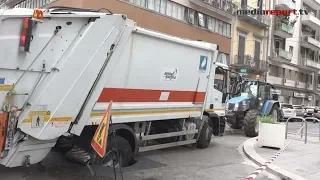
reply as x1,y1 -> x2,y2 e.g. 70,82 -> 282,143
293,105 -> 306,117
280,103 -> 296,121
304,106 -> 315,118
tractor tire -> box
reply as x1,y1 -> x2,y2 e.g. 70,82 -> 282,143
197,116 -> 213,149
270,104 -> 280,121
244,110 -> 259,137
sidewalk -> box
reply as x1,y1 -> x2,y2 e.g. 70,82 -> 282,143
243,135 -> 320,180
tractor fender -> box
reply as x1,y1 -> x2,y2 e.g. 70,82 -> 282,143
203,111 -> 226,136
262,100 -> 280,116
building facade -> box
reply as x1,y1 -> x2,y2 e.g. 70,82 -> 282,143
230,0 -> 270,81
267,0 -> 320,106
1,0 -> 239,65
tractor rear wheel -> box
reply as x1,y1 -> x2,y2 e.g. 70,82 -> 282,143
244,110 -> 259,137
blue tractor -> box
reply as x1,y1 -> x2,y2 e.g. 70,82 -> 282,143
225,76 -> 283,137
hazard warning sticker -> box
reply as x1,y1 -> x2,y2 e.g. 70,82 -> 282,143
31,114 -> 44,128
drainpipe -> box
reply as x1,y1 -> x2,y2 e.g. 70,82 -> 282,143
264,0 -> 272,83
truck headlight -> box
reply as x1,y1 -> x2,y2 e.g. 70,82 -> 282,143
234,103 -> 239,111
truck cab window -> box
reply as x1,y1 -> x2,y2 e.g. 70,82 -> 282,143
214,67 -> 226,92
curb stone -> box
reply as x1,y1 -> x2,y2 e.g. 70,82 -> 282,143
243,137 -> 307,180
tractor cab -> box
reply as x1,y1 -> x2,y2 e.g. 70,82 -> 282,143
226,76 -> 281,137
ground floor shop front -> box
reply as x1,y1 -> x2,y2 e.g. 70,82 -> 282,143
273,86 -> 315,106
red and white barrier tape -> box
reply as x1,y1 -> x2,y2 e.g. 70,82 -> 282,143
245,125 -> 304,180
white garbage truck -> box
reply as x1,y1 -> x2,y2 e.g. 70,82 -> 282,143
0,7 -> 232,168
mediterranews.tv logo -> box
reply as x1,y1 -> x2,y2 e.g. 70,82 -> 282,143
237,9 -> 308,16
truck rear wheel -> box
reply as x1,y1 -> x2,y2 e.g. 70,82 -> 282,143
244,110 -> 259,137
93,135 -> 133,167
197,116 -> 212,149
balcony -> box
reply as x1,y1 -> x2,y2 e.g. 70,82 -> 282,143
189,0 -> 237,19
232,55 -> 268,72
302,13 -> 320,30
305,58 -> 320,69
273,48 -> 293,61
274,20 -> 293,38
304,0 -> 320,10
236,5 -> 271,28
275,0 -> 295,10
267,76 -> 283,85
301,36 -> 320,50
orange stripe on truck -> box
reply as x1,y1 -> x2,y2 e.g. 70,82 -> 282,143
97,88 -> 206,103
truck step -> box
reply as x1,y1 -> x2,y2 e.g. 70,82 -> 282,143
139,139 -> 196,152
141,130 -> 198,141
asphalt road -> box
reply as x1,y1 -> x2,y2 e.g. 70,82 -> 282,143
0,128 -> 279,180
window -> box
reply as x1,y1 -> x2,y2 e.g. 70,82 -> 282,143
223,23 -> 228,36
198,13 -> 205,27
218,21 -> 223,34
147,0 -> 155,10
160,0 -> 167,14
207,17 -> 213,31
120,0 -> 231,37
218,53 -> 229,64
188,9 -> 195,24
226,24 -> 231,37
154,0 -> 161,12
214,67 -> 227,93
134,0 -> 141,6
215,19 -> 220,33
289,46 -> 293,52
166,0 -> 172,16
172,2 -> 178,18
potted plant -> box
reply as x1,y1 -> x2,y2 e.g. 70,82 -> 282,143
257,116 -> 286,149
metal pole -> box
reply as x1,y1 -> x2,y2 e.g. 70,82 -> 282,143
285,120 -> 289,139
301,120 -> 304,138
305,121 -> 307,144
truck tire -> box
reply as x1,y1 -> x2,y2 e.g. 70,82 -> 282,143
197,116 -> 212,149
244,110 -> 259,137
94,135 -> 133,167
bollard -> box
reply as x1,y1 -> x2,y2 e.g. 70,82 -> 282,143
301,120 -> 304,139
305,121 -> 308,144
285,120 -> 289,139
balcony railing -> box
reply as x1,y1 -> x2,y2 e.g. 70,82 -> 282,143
275,0 -> 295,9
233,55 -> 267,71
301,12 -> 320,29
301,36 -> 320,49
306,58 -> 320,69
275,48 -> 292,61
200,0 -> 238,14
237,4 -> 271,27
275,21 -> 293,34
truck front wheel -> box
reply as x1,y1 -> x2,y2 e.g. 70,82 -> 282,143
244,110 -> 259,137
197,116 -> 212,149
94,135 -> 133,167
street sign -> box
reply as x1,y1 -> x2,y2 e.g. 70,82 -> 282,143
91,101 -> 112,158
239,68 -> 248,75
